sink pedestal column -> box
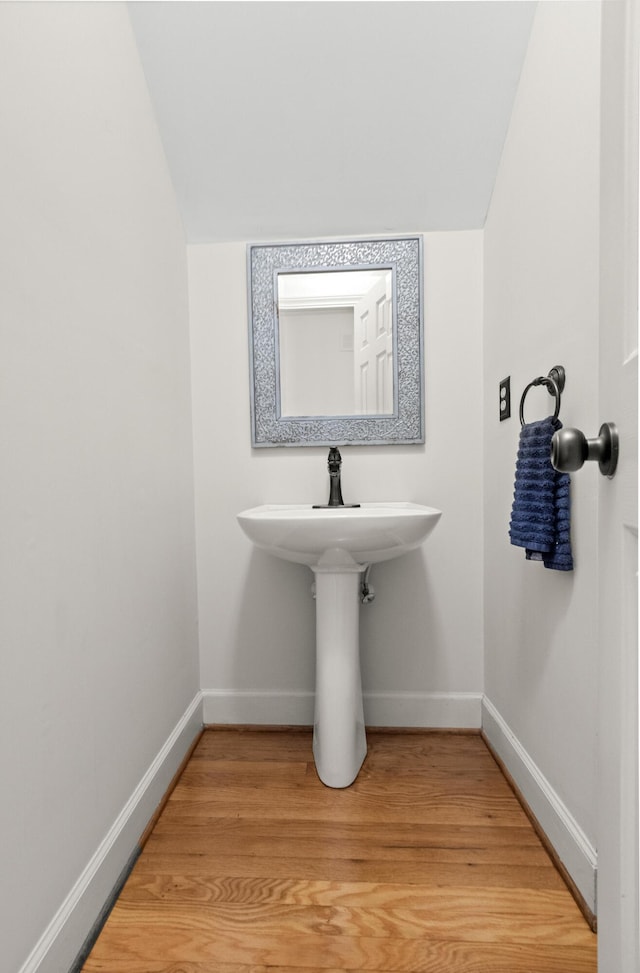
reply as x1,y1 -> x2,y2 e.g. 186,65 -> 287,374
311,549 -> 367,788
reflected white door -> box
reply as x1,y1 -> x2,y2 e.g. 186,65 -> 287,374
597,3 -> 639,970
353,274 -> 393,414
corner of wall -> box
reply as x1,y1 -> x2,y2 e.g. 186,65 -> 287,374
482,696 -> 597,919
17,694 -> 203,973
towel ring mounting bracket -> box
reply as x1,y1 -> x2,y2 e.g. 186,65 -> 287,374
519,365 -> 565,426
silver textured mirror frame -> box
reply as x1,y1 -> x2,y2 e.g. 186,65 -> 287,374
247,236 -> 424,447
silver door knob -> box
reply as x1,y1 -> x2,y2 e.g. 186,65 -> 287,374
551,423 -> 619,478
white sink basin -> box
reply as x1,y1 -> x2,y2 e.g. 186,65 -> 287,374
236,500 -> 441,788
237,502 -> 441,567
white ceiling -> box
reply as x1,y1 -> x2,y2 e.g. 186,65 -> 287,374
128,1 -> 537,244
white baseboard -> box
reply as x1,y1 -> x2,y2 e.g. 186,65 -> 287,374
19,692 -> 203,973
365,691 -> 482,728
202,688 -> 482,729
202,689 -> 315,725
482,696 -> 597,914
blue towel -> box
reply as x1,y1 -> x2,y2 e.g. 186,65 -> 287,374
509,416 -> 573,571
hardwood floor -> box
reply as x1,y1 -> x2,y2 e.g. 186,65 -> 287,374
82,728 -> 597,972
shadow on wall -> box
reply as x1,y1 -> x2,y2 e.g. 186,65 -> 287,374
512,557 -> 576,689
233,550 -> 316,701
359,548 -> 447,693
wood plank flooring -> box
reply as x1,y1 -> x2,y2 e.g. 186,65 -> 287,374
82,728 -> 597,973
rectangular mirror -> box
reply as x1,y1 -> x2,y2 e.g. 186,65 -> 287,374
247,236 -> 423,446
278,269 -> 394,418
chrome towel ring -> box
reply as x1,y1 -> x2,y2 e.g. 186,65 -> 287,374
519,365 -> 566,426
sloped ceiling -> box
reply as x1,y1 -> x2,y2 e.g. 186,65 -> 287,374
128,1 -> 536,243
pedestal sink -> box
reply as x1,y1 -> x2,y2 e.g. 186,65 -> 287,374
237,502 -> 441,787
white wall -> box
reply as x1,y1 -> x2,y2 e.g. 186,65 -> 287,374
483,1 -> 601,906
0,5 -> 199,971
189,231 -> 484,728
279,307 -> 355,416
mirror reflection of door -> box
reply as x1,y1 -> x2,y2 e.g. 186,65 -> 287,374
277,269 -> 393,418
353,272 -> 393,414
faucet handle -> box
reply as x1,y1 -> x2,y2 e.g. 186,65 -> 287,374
328,446 -> 342,471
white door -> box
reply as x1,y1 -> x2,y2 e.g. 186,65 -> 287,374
597,3 -> 639,970
353,275 -> 393,414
